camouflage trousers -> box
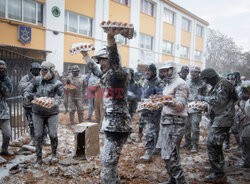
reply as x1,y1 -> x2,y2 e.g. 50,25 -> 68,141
207,127 -> 230,174
33,114 -> 59,159
0,119 -> 11,152
142,112 -> 161,150
101,131 -> 128,184
184,112 -> 202,148
69,97 -> 84,124
156,122 -> 187,184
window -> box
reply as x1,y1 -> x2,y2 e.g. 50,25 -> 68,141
140,0 -> 155,17
163,8 -> 175,25
114,0 -> 128,6
195,50 -> 202,61
162,40 -> 173,55
68,12 -> 78,33
8,0 -> 21,21
23,0 -> 36,24
1,0 -> 43,25
196,25 -> 203,37
65,11 -> 93,37
139,33 -> 154,50
0,0 -> 5,17
182,17 -> 191,32
115,34 -> 127,45
180,46 -> 189,58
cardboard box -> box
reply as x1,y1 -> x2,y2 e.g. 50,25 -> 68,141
74,122 -> 100,160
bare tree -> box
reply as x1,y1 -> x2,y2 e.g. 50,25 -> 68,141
206,29 -> 245,73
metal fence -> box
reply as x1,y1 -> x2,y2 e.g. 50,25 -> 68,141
1,47 -> 35,140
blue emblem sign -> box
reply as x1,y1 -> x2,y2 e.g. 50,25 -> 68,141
18,25 -> 31,44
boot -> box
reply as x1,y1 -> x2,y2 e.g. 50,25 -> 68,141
78,112 -> 84,123
34,156 -> 42,168
50,137 -> 58,164
1,135 -> 13,156
140,149 -> 153,161
70,112 -> 75,128
35,137 -> 43,167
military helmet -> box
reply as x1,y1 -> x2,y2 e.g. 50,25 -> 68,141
200,68 -> 218,79
30,62 -> 41,70
92,48 -> 108,63
0,60 -> 7,67
71,65 -> 80,72
241,80 -> 250,92
190,66 -> 201,72
181,65 -> 189,72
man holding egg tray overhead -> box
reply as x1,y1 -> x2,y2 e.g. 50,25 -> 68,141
80,21 -> 132,184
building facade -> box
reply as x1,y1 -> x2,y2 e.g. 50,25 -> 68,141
0,0 -> 209,74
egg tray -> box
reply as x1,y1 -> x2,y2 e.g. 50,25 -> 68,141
32,97 -> 55,109
69,43 -> 95,55
100,21 -> 134,39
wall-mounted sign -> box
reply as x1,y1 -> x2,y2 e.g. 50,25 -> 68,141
52,6 -> 61,18
18,25 -> 31,44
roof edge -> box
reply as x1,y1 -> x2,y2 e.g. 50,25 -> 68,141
162,0 -> 209,26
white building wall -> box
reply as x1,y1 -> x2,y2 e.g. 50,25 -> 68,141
128,0 -> 141,70
94,0 -> 110,53
45,0 -> 65,74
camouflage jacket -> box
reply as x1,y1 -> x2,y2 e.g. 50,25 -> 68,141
23,75 -> 64,116
19,73 -> 36,108
0,76 -> 13,119
66,74 -> 86,100
207,78 -> 237,128
84,44 -> 132,132
187,78 -> 207,113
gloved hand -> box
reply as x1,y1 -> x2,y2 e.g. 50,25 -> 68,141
24,93 -> 34,101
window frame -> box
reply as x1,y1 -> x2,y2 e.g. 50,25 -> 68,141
65,10 -> 93,37
196,24 -> 203,37
180,45 -> 189,59
1,0 -> 44,26
162,40 -> 174,55
194,50 -> 202,61
114,0 -> 129,6
140,0 -> 155,17
139,33 -> 154,50
163,8 -> 175,25
182,17 -> 191,32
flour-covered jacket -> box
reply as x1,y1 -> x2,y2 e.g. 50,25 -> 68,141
207,78 -> 237,128
161,76 -> 189,122
84,44 -> 131,133
187,78 -> 207,113
0,76 -> 13,119
66,74 -> 86,100
23,75 -> 64,116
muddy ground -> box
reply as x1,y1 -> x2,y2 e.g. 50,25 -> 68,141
0,111 -> 250,184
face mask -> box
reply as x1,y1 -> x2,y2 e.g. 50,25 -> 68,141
0,68 -> 6,78
41,70 -> 53,80
31,69 -> 40,76
72,71 -> 79,77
